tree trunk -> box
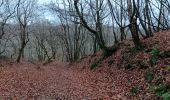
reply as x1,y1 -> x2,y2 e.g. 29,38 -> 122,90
120,27 -> 125,41
145,0 -> 153,37
127,0 -> 141,49
17,47 -> 24,62
129,19 -> 141,49
16,27 -> 27,62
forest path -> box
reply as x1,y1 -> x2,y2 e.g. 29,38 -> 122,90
0,60 -> 144,100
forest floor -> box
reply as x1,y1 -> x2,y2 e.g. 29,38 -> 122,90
0,30 -> 170,100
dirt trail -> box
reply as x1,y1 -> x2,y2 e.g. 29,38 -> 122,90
0,60 -> 147,100
0,61 -> 91,99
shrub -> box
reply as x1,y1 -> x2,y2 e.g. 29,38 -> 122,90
131,86 -> 140,95
161,92 -> 170,100
149,84 -> 170,99
149,57 -> 158,66
154,84 -> 167,97
90,63 -> 98,70
148,48 -> 160,66
150,48 -> 160,56
144,71 -> 154,83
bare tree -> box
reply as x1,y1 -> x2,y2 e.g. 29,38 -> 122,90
47,0 -> 92,62
74,0 -> 119,58
107,0 -> 128,41
0,0 -> 20,56
0,0 -> 18,39
134,0 -> 153,38
16,0 -> 38,62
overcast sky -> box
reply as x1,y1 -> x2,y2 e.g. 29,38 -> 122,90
38,0 -> 51,4
37,0 -> 54,21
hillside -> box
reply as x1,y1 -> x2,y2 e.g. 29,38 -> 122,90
0,30 -> 170,99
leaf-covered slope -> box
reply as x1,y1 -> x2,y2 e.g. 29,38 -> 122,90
0,30 -> 170,99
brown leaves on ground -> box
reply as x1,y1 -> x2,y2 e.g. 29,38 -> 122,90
0,60 -> 147,100
0,30 -> 170,99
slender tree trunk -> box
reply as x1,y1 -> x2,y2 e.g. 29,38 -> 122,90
145,0 -> 153,36
157,0 -> 163,31
120,27 -> 125,41
93,37 -> 97,54
127,0 -> 141,49
17,44 -> 25,62
17,27 -> 27,62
